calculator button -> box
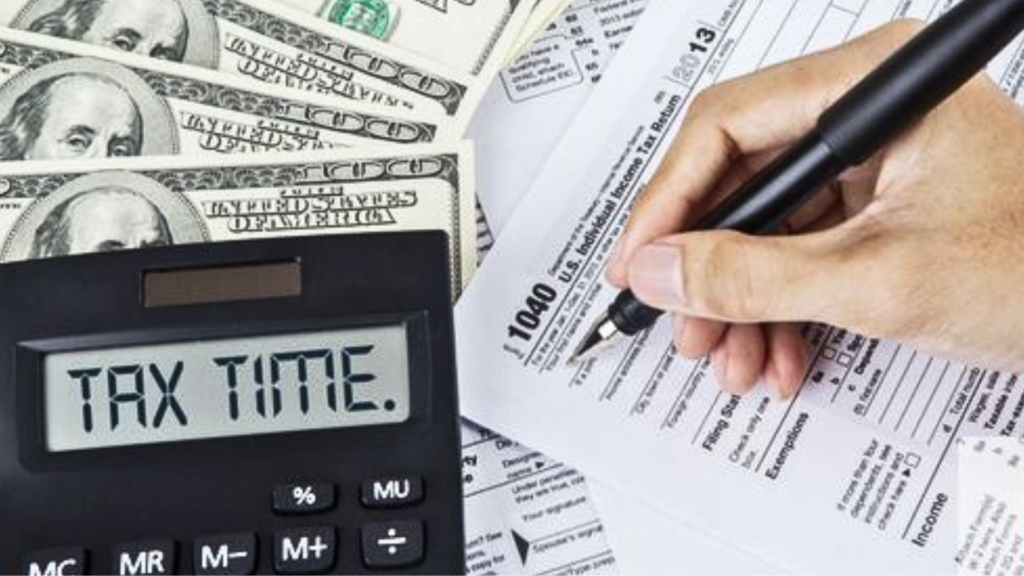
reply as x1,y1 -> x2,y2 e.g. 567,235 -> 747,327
193,533 -> 257,575
272,483 -> 335,514
360,476 -> 424,509
112,540 -> 175,575
22,547 -> 87,575
273,527 -> 336,574
361,521 -> 424,569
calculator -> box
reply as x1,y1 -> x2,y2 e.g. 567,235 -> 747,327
0,233 -> 465,575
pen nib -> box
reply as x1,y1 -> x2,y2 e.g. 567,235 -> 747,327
567,312 -> 622,366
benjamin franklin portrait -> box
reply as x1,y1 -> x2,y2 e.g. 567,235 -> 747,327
0,72 -> 143,161
11,0 -> 220,67
2,171 -> 208,262
29,186 -> 174,258
0,59 -> 179,162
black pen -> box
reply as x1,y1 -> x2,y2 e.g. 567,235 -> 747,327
570,0 -> 1024,364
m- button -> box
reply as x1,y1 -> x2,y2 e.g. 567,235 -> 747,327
193,533 -> 257,575
360,476 -> 424,508
22,547 -> 87,576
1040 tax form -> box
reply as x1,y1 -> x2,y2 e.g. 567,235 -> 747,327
456,0 -> 1024,572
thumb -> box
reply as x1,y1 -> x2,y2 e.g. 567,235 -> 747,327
627,229 -> 865,325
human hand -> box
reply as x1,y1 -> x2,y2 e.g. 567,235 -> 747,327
606,20 -> 1024,399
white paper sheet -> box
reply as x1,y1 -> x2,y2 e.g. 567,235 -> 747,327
468,0 -> 652,235
461,421 -> 617,575
456,0 -> 1024,572
587,481 -> 779,575
956,438 -> 1024,576
471,40 -> 770,569
466,222 -> 617,576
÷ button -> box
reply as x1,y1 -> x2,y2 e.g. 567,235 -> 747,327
360,521 -> 424,569
380,529 -> 406,555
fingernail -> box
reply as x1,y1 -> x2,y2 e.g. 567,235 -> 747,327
672,315 -> 687,352
764,364 -> 783,401
608,238 -> 624,266
630,244 -> 685,307
712,347 -> 731,391
604,240 -> 627,285
772,386 -> 793,403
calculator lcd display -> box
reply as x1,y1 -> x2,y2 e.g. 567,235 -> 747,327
42,325 -> 411,452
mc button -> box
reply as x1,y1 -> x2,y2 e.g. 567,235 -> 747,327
22,548 -> 86,576
360,476 -> 424,509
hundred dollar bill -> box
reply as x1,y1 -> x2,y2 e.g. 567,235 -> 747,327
0,143 -> 476,290
275,0 -> 532,77
0,0 -> 478,125
0,28 -> 452,163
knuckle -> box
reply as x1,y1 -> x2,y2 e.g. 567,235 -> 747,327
688,85 -> 728,117
885,18 -> 926,40
876,18 -> 925,47
852,19 -> 925,63
689,87 -> 716,110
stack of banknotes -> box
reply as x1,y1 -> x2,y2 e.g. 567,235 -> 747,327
0,0 -> 558,288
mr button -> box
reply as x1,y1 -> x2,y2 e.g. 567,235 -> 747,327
360,476 -> 423,508
112,540 -> 175,575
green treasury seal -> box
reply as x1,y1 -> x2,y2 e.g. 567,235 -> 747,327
327,0 -> 398,40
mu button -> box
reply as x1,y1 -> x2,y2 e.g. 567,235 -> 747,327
273,527 -> 336,574
360,476 -> 424,508
193,533 -> 257,575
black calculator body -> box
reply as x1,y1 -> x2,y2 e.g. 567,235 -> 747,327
0,233 -> 465,575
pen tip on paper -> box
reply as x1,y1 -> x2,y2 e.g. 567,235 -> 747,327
568,326 -> 602,366
567,312 -> 620,366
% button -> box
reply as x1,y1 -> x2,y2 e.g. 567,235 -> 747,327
273,483 -> 335,514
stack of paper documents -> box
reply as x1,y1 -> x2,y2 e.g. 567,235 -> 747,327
464,0 -> 1024,573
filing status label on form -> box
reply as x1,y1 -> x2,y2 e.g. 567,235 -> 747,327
457,0 -> 1024,572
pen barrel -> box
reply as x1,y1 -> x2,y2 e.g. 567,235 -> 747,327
819,0 -> 1024,165
612,289 -> 664,336
618,134 -> 845,335
694,133 -> 846,233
